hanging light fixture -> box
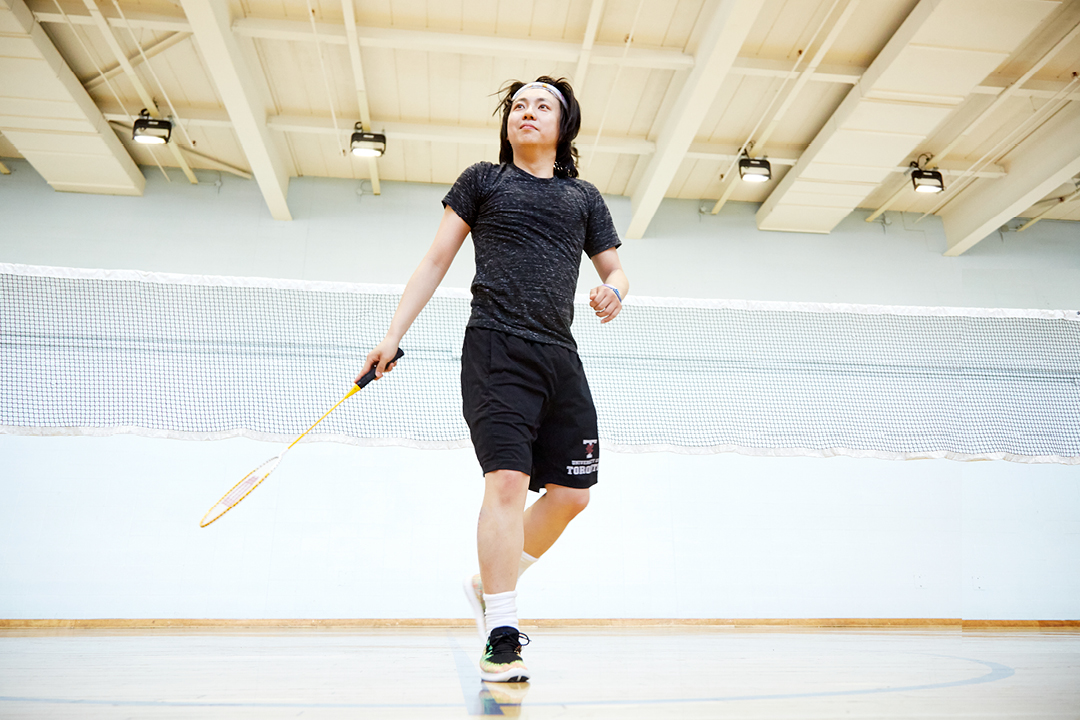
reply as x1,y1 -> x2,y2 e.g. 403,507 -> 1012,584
738,154 -> 771,183
351,124 -> 386,157
132,109 -> 172,145
910,157 -> 944,193
911,167 -> 945,193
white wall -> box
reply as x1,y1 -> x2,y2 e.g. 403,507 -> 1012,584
2,158 -> 1078,620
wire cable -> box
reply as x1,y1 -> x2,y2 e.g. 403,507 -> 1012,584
52,0 -> 169,181
305,0 -> 347,158
585,0 -> 645,169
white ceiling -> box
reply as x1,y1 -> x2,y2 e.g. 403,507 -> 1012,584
2,0 -> 1079,252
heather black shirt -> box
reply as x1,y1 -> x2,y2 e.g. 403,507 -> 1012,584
442,162 -> 621,350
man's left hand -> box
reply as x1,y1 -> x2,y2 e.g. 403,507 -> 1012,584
589,285 -> 622,323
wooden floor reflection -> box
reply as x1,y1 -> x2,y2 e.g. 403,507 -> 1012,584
1,626 -> 1077,718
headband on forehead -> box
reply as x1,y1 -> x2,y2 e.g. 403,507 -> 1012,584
511,82 -> 568,110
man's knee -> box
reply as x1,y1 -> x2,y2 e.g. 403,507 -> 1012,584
545,485 -> 590,516
484,469 -> 530,506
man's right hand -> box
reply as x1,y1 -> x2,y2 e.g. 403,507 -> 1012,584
359,339 -> 401,382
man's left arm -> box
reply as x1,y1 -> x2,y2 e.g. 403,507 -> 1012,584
589,247 -> 628,324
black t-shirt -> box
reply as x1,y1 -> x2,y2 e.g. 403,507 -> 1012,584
442,162 -> 621,350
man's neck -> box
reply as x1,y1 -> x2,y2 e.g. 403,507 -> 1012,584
512,147 -> 556,179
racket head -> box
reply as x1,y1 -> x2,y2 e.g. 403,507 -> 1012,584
200,455 -> 281,527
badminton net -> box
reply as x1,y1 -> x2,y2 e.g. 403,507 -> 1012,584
2,263 -> 1078,464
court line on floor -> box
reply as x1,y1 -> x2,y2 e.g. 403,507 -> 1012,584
0,653 -> 1015,710
448,631 -> 499,715
524,655 -> 1016,708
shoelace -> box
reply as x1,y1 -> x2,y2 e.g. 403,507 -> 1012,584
490,631 -> 531,654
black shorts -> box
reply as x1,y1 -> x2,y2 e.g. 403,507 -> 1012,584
461,327 -> 599,493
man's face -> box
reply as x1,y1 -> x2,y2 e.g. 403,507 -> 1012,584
507,89 -> 562,152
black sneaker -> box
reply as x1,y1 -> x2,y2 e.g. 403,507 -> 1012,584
479,626 -> 531,682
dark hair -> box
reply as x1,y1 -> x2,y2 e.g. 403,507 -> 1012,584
495,76 -> 581,179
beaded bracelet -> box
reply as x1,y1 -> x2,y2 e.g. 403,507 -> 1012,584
602,284 -> 622,302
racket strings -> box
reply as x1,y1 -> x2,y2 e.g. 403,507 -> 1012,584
222,460 -> 277,506
200,378 -> 373,526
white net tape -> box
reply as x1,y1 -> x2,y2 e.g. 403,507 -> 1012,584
2,264 -> 1079,464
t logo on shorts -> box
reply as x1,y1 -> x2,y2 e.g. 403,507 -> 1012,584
567,439 -> 600,476
583,439 -> 597,459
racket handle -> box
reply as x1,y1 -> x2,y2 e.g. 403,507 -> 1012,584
356,347 -> 405,389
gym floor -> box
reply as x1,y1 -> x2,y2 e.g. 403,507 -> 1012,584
1,625 -> 1077,718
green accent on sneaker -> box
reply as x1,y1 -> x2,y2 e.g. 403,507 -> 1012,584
479,627 -> 531,683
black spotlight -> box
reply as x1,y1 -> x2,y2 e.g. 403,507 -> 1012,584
132,109 -> 171,145
738,156 -> 771,183
350,123 -> 386,157
911,167 -> 945,193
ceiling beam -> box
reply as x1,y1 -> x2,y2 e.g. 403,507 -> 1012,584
341,0 -> 378,194
573,0 -> 605,88
30,0 -> 190,31
1017,182 -> 1080,231
941,100 -> 1080,256
1,0 -> 144,195
232,32 -> 297,179
231,17 -> 695,71
625,0 -> 763,239
98,103 -> 1009,179
731,61 -> 1077,100
178,0 -> 292,220
268,115 -> 658,156
84,31 -> 190,89
31,4 -> 691,69
730,56 -> 861,85
684,142 -> 1006,178
973,76 -> 1080,101
31,4 -> 1078,100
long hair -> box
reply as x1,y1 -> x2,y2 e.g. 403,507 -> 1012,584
495,76 -> 581,179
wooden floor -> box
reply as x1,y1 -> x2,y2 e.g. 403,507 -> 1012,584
1,626 -> 1078,718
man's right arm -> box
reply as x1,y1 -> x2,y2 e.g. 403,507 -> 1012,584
359,205 -> 471,380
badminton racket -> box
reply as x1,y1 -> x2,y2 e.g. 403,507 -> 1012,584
199,348 -> 404,527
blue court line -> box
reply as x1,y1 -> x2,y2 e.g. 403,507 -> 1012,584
449,631 -> 501,715
0,654 -> 1014,711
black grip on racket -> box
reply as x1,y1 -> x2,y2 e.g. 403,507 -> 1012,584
356,347 -> 405,389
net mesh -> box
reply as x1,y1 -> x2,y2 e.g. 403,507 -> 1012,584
2,265 -> 1079,464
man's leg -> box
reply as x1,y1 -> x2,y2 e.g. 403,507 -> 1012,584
477,468 -> 532,683
465,479 -> 577,643
469,483 -> 589,614
523,484 -> 590,558
478,469 -> 530,594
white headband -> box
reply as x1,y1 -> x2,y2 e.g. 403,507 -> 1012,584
511,82 -> 568,110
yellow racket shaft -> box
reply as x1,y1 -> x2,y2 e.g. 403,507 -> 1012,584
199,349 -> 403,527
199,387 -> 359,527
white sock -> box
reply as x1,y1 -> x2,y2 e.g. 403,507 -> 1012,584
518,551 -> 538,577
483,590 -> 518,635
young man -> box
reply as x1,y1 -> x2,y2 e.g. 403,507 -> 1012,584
361,76 -> 628,683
